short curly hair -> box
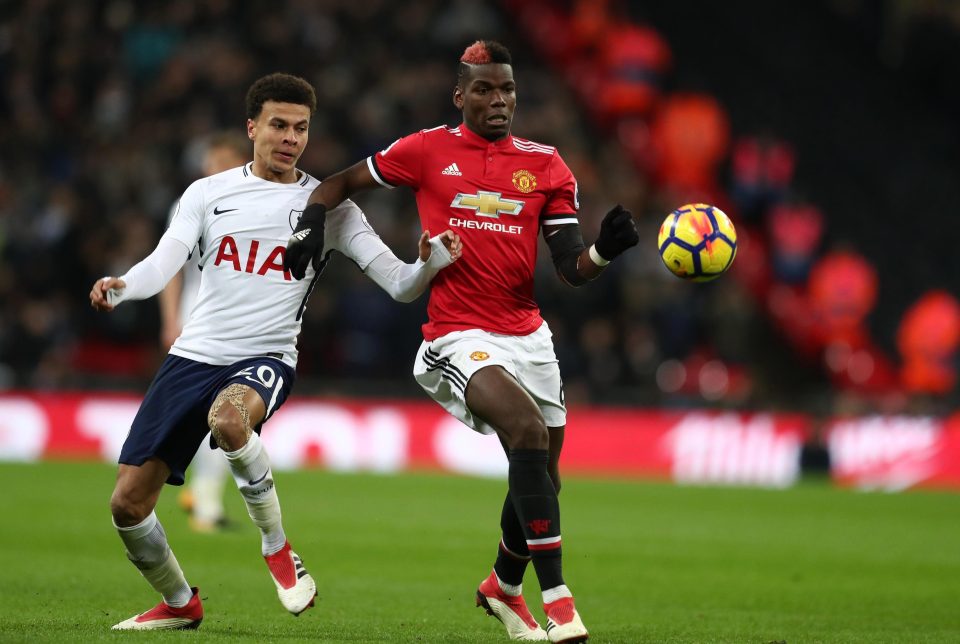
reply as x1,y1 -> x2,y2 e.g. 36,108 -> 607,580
245,73 -> 317,120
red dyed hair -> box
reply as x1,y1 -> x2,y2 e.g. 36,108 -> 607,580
457,40 -> 512,85
461,41 -> 492,65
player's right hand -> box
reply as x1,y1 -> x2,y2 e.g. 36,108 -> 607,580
284,203 -> 327,280
90,276 -> 126,312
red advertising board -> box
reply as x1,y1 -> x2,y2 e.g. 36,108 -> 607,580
0,393 -> 957,491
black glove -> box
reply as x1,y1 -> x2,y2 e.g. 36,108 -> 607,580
594,204 -> 639,261
284,203 -> 327,280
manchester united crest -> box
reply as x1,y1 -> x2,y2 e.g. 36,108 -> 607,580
512,169 -> 537,194
470,351 -> 490,361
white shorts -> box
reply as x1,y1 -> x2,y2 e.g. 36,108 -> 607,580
413,321 -> 566,435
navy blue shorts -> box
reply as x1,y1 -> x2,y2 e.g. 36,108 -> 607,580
119,355 -> 296,485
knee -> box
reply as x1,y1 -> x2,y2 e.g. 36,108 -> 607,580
209,400 -> 248,452
505,412 -> 549,450
110,487 -> 149,527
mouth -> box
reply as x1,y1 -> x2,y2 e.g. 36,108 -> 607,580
486,114 -> 509,126
275,151 -> 296,163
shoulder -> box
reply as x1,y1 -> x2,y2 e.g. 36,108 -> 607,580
296,170 -> 319,190
408,124 -> 462,144
324,199 -> 376,245
510,136 -> 558,157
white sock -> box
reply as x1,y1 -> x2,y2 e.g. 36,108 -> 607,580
190,438 -> 229,523
224,433 -> 286,555
495,572 -> 523,597
542,584 -> 572,604
115,511 -> 193,607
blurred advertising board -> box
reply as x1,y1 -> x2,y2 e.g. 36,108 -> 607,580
0,393 -> 957,491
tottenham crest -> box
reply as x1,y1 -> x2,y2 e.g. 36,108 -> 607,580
512,169 -> 537,194
288,209 -> 303,231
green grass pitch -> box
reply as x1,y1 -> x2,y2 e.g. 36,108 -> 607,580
1,461 -> 958,643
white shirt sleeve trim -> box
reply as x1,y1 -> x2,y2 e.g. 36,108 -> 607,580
367,156 -> 394,189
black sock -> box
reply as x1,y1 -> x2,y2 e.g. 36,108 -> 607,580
494,491 -> 530,586
508,448 -> 564,592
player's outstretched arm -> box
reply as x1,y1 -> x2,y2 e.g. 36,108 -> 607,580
89,235 -> 191,312
545,205 -> 639,287
90,276 -> 127,312
285,161 -> 382,280
363,230 -> 462,303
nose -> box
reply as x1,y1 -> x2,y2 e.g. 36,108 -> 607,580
490,90 -> 506,106
283,128 -> 300,146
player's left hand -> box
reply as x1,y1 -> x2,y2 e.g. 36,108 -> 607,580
594,204 -> 639,261
89,276 -> 126,312
419,230 -> 462,262
284,204 -> 327,280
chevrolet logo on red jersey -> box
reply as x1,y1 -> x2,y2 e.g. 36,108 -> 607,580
450,191 -> 524,218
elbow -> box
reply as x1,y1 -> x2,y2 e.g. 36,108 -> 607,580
391,289 -> 421,303
556,269 -> 587,288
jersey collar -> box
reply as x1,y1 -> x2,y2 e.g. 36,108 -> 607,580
458,124 -> 514,150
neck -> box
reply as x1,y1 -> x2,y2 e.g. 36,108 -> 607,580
251,157 -> 299,183
464,121 -> 508,143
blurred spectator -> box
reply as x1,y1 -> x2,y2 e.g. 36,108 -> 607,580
897,290 -> 960,395
808,249 -> 878,349
729,134 -> 795,225
766,201 -> 824,285
648,93 -> 730,201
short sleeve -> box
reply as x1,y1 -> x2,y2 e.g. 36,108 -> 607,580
323,199 -> 389,270
541,152 -> 580,227
165,179 -> 206,251
368,131 -> 424,190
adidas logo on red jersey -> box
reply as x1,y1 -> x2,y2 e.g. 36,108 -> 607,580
441,163 -> 462,176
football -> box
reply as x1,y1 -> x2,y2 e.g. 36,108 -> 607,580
657,203 -> 738,281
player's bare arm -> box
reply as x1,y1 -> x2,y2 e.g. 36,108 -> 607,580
545,205 -> 639,287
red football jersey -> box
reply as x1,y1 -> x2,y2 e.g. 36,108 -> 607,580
369,124 -> 580,340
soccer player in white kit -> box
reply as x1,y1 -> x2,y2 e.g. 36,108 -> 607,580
89,73 -> 462,631
159,132 -> 249,534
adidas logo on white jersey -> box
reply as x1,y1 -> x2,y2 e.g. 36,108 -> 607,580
441,163 -> 462,176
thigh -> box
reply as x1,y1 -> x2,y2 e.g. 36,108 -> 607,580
120,355 -> 218,486
216,357 -> 296,425
413,335 -> 518,436
466,364 -> 544,439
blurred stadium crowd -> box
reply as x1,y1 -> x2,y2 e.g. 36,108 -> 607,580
1,0 -> 957,413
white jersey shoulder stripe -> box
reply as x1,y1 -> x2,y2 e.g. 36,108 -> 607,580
420,125 -> 449,134
512,139 -> 555,155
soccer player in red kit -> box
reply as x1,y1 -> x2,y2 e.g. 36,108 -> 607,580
286,41 -> 638,642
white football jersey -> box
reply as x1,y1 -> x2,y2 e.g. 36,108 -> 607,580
166,162 -> 392,368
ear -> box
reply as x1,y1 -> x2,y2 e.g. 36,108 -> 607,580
246,119 -> 256,140
453,85 -> 464,111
